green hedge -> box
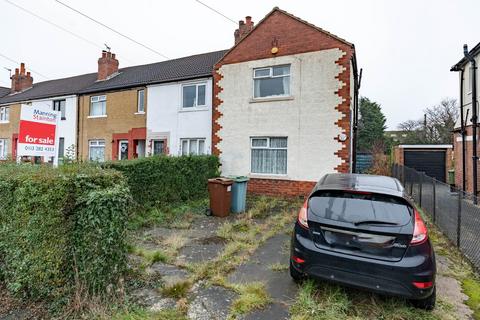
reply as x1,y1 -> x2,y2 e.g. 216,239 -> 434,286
0,164 -> 131,306
105,155 -> 220,207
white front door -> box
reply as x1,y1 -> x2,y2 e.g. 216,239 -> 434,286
119,140 -> 128,160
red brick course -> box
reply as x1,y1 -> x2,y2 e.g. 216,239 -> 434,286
454,126 -> 480,194
248,178 -> 316,197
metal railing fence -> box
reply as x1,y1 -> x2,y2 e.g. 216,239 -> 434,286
392,164 -> 480,271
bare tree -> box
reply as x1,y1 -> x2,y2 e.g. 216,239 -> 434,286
397,98 -> 458,144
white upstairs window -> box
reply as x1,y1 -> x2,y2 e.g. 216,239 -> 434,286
90,95 -> 107,116
253,65 -> 290,98
137,89 -> 145,113
182,83 -> 206,108
0,107 -> 9,122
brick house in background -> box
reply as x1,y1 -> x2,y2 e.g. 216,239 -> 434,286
213,7 -> 359,196
451,42 -> 480,194
77,50 -> 225,162
0,63 -> 96,161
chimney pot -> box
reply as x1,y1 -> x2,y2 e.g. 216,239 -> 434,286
97,50 -> 119,81
234,15 -> 254,44
11,63 -> 33,93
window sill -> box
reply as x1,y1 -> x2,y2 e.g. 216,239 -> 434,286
179,107 -> 209,113
87,115 -> 107,119
134,112 -> 145,115
249,96 -> 294,103
0,121 -> 9,124
248,173 -> 289,180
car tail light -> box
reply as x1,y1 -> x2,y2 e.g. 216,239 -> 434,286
413,281 -> 433,289
411,209 -> 428,245
292,255 -> 305,264
298,199 -> 309,229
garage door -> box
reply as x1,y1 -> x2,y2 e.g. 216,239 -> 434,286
404,150 -> 446,182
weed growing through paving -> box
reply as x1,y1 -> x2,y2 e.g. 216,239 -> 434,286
268,262 -> 289,272
110,307 -> 187,320
160,280 -> 192,299
229,282 -> 271,317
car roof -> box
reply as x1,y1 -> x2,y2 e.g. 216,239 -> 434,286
313,173 -> 405,198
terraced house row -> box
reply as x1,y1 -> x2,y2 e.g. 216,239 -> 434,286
0,7 -> 359,196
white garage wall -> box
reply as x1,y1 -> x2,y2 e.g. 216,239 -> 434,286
146,78 -> 212,155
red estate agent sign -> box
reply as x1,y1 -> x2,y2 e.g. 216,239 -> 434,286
17,104 -> 59,158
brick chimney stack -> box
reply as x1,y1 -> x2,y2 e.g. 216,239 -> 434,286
97,50 -> 119,81
10,63 -> 33,93
234,16 -> 254,44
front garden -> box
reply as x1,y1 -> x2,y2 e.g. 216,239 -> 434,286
0,156 -> 478,319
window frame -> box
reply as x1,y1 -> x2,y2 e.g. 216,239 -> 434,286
88,139 -> 106,162
137,89 -> 145,113
89,95 -> 107,117
180,138 -> 206,156
0,138 -> 7,160
253,65 -> 291,99
152,139 -> 166,156
53,99 -> 66,120
181,83 -> 207,109
250,136 -> 288,175
0,107 -> 9,122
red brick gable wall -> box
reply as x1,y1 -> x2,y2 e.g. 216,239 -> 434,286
218,10 -> 353,66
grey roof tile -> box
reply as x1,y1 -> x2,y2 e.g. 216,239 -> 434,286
0,49 -> 227,104
78,49 -> 227,94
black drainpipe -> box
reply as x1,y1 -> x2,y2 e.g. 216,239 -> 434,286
459,69 -> 466,192
464,44 -> 478,200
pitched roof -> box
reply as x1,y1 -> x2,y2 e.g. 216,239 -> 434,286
451,41 -> 480,71
0,49 -> 228,104
0,86 -> 10,98
0,73 -> 97,105
79,49 -> 227,94
218,7 -> 354,64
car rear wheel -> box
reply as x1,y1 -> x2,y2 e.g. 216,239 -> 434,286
411,286 -> 436,310
289,261 -> 304,282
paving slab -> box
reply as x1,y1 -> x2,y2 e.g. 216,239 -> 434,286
227,234 -> 298,304
177,236 -> 226,264
130,288 -> 164,307
147,262 -> 189,286
241,302 -> 290,320
187,285 -> 237,320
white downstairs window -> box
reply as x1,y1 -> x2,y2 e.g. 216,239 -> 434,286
89,139 -> 105,162
180,138 -> 206,155
251,137 -> 287,174
0,139 -> 8,160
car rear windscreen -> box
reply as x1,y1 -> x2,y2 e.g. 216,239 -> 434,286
308,190 -> 412,226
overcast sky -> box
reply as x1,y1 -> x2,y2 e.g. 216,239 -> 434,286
0,0 -> 478,128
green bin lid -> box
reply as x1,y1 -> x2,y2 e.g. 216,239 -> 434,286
228,175 -> 250,182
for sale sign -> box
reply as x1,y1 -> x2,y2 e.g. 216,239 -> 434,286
17,104 -> 59,157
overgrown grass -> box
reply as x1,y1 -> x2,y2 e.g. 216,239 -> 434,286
110,307 -> 187,320
290,280 -> 441,320
229,282 -> 271,317
128,198 -> 208,231
130,247 -> 169,265
268,262 -> 289,272
160,280 -> 192,299
417,207 -> 480,320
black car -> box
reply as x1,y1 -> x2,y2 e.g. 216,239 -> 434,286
290,173 -> 436,309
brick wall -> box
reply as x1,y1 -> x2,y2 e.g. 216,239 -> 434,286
0,103 -> 20,158
78,87 -> 146,161
454,127 -> 480,194
248,178 -> 316,197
